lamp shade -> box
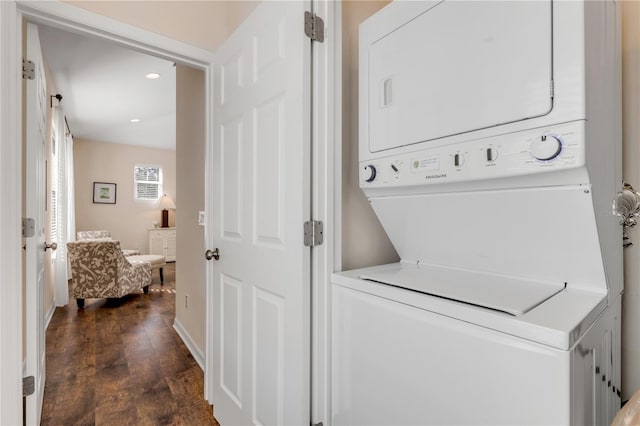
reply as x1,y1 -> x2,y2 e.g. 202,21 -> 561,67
159,194 -> 176,210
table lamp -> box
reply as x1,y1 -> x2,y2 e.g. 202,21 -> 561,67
159,194 -> 176,228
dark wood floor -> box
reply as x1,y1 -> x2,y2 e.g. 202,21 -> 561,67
41,264 -> 219,426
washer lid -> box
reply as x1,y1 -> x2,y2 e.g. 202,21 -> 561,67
361,263 -> 564,316
368,186 -> 608,294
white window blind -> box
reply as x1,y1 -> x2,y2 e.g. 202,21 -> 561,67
50,189 -> 57,241
50,133 -> 58,244
134,165 -> 162,200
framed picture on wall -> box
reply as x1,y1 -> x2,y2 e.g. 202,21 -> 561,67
93,182 -> 117,204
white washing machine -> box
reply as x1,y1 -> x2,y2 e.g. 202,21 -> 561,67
332,1 -> 623,424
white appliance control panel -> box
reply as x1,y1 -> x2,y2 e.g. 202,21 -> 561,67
360,121 -> 585,188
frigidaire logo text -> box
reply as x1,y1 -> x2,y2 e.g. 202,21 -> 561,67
425,174 -> 447,180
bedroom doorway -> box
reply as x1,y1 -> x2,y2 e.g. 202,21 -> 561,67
2,3 -> 213,424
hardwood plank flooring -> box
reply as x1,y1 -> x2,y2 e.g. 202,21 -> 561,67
41,263 -> 219,426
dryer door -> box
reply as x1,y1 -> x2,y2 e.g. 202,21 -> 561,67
365,0 -> 553,153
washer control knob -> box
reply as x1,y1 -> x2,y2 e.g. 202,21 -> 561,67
361,165 -> 377,182
454,153 -> 465,168
530,135 -> 562,161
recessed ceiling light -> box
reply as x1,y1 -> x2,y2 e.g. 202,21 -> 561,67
145,72 -> 160,79
130,118 -> 140,123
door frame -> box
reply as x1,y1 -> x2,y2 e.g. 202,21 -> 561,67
309,1 -> 341,424
0,2 -> 214,424
24,22 -> 49,424
0,2 -> 23,423
0,1 -> 339,425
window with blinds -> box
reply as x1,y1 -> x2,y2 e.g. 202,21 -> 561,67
50,133 -> 58,244
50,189 -> 57,241
134,165 -> 163,201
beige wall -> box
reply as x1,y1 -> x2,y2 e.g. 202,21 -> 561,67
224,1 -> 260,37
64,0 -> 258,52
622,0 -> 640,401
175,64 -> 206,351
73,139 -> 176,253
341,1 -> 397,270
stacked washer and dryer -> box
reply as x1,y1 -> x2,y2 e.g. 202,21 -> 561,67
331,1 -> 622,424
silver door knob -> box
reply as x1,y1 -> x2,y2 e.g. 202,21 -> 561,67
44,242 -> 57,252
205,248 -> 220,261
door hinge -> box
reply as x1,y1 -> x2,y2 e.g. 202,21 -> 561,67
550,79 -> 554,99
22,58 -> 35,80
304,11 -> 325,43
304,220 -> 324,247
22,218 -> 35,237
23,376 -> 35,397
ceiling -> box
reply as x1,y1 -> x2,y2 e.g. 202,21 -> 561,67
38,24 -> 176,151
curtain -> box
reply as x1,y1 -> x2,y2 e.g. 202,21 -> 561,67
65,130 -> 76,276
53,107 -> 75,306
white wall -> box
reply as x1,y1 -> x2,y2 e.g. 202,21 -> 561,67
73,139 -> 176,253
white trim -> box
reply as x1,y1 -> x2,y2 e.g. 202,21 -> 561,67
173,319 -> 205,371
44,302 -> 56,331
203,24 -> 216,407
331,4 -> 343,276
311,1 -> 341,425
1,1 -> 216,420
16,1 -> 214,68
0,1 -> 23,424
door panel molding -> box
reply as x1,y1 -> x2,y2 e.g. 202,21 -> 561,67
209,2 -> 311,424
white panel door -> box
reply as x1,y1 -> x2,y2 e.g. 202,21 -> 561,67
209,1 -> 310,425
25,22 -> 49,426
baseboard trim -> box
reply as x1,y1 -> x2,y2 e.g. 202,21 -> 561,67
173,318 -> 204,371
45,301 -> 56,330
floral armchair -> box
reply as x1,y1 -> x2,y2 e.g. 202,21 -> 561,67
76,230 -> 140,256
67,240 -> 152,308
76,230 -> 111,240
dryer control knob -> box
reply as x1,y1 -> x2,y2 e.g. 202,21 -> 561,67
530,135 -> 562,161
361,165 -> 377,183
